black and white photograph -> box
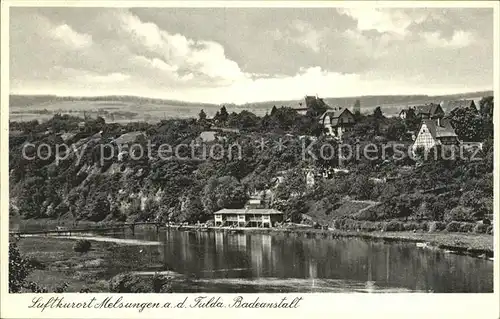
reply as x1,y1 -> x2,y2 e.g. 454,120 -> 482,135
2,1 -> 498,311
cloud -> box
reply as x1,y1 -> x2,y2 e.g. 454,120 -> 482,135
342,29 -> 402,59
49,24 -> 92,49
271,20 -> 325,53
422,30 -> 474,48
108,10 -> 244,85
338,8 -> 425,36
9,8 -> 494,104
293,21 -> 323,52
82,72 -> 130,83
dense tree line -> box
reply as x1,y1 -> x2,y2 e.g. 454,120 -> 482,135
9,98 -> 494,225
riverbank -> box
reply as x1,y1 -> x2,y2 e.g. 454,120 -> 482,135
12,218 -> 494,259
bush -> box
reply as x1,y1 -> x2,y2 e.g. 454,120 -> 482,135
402,222 -> 427,231
152,274 -> 172,293
73,240 -> 91,253
383,220 -> 404,232
486,225 -> 493,235
54,282 -> 69,293
458,222 -> 474,233
109,273 -> 172,293
109,273 -> 151,293
445,221 -> 461,232
360,221 -> 378,232
27,257 -> 45,270
428,221 -> 446,232
473,223 -> 488,234
443,206 -> 474,222
205,220 -> 214,227
9,242 -> 31,293
355,209 -> 377,221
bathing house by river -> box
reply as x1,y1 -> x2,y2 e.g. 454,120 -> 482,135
213,209 -> 284,227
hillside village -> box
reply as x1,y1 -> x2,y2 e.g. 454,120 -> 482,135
9,94 -> 494,234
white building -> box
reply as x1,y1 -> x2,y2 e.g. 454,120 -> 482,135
412,119 -> 458,152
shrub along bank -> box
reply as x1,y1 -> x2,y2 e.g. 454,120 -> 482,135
331,218 -> 493,235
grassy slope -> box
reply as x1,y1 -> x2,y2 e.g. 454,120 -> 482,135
306,199 -> 373,225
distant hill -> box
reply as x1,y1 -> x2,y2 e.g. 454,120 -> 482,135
9,90 -> 493,121
236,90 -> 494,112
10,90 -> 492,109
9,94 -> 220,108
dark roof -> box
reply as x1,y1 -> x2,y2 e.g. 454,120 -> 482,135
422,119 -> 457,138
319,108 -> 352,119
416,104 -> 443,117
213,208 -> 283,215
304,96 -> 328,109
319,108 -> 354,126
441,100 -> 476,112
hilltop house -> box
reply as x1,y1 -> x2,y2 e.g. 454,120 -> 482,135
245,189 -> 273,209
441,99 -> 477,114
415,103 -> 445,120
318,107 -> 356,139
304,95 -> 328,108
114,131 -> 146,146
412,119 -> 458,152
399,109 -> 409,120
78,121 -> 86,132
302,95 -> 331,116
292,102 -> 309,115
197,131 -> 217,143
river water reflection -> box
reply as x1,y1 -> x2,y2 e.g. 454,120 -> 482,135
99,228 -> 492,293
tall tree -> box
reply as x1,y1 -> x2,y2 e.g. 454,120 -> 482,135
198,109 -> 207,121
219,106 -> 229,122
353,99 -> 361,115
404,107 -> 420,132
270,105 -> 278,116
448,107 -> 483,142
479,96 -> 493,118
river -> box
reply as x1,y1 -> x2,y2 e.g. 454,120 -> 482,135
61,227 -> 493,293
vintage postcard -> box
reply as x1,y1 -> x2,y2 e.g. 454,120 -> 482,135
1,1 -> 499,318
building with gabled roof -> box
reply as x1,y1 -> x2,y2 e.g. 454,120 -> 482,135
291,102 -> 309,115
415,103 -> 445,120
318,107 -> 356,139
399,109 -> 409,119
411,119 -> 458,152
441,99 -> 477,114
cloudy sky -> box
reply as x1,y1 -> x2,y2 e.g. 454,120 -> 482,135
10,7 -> 494,104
